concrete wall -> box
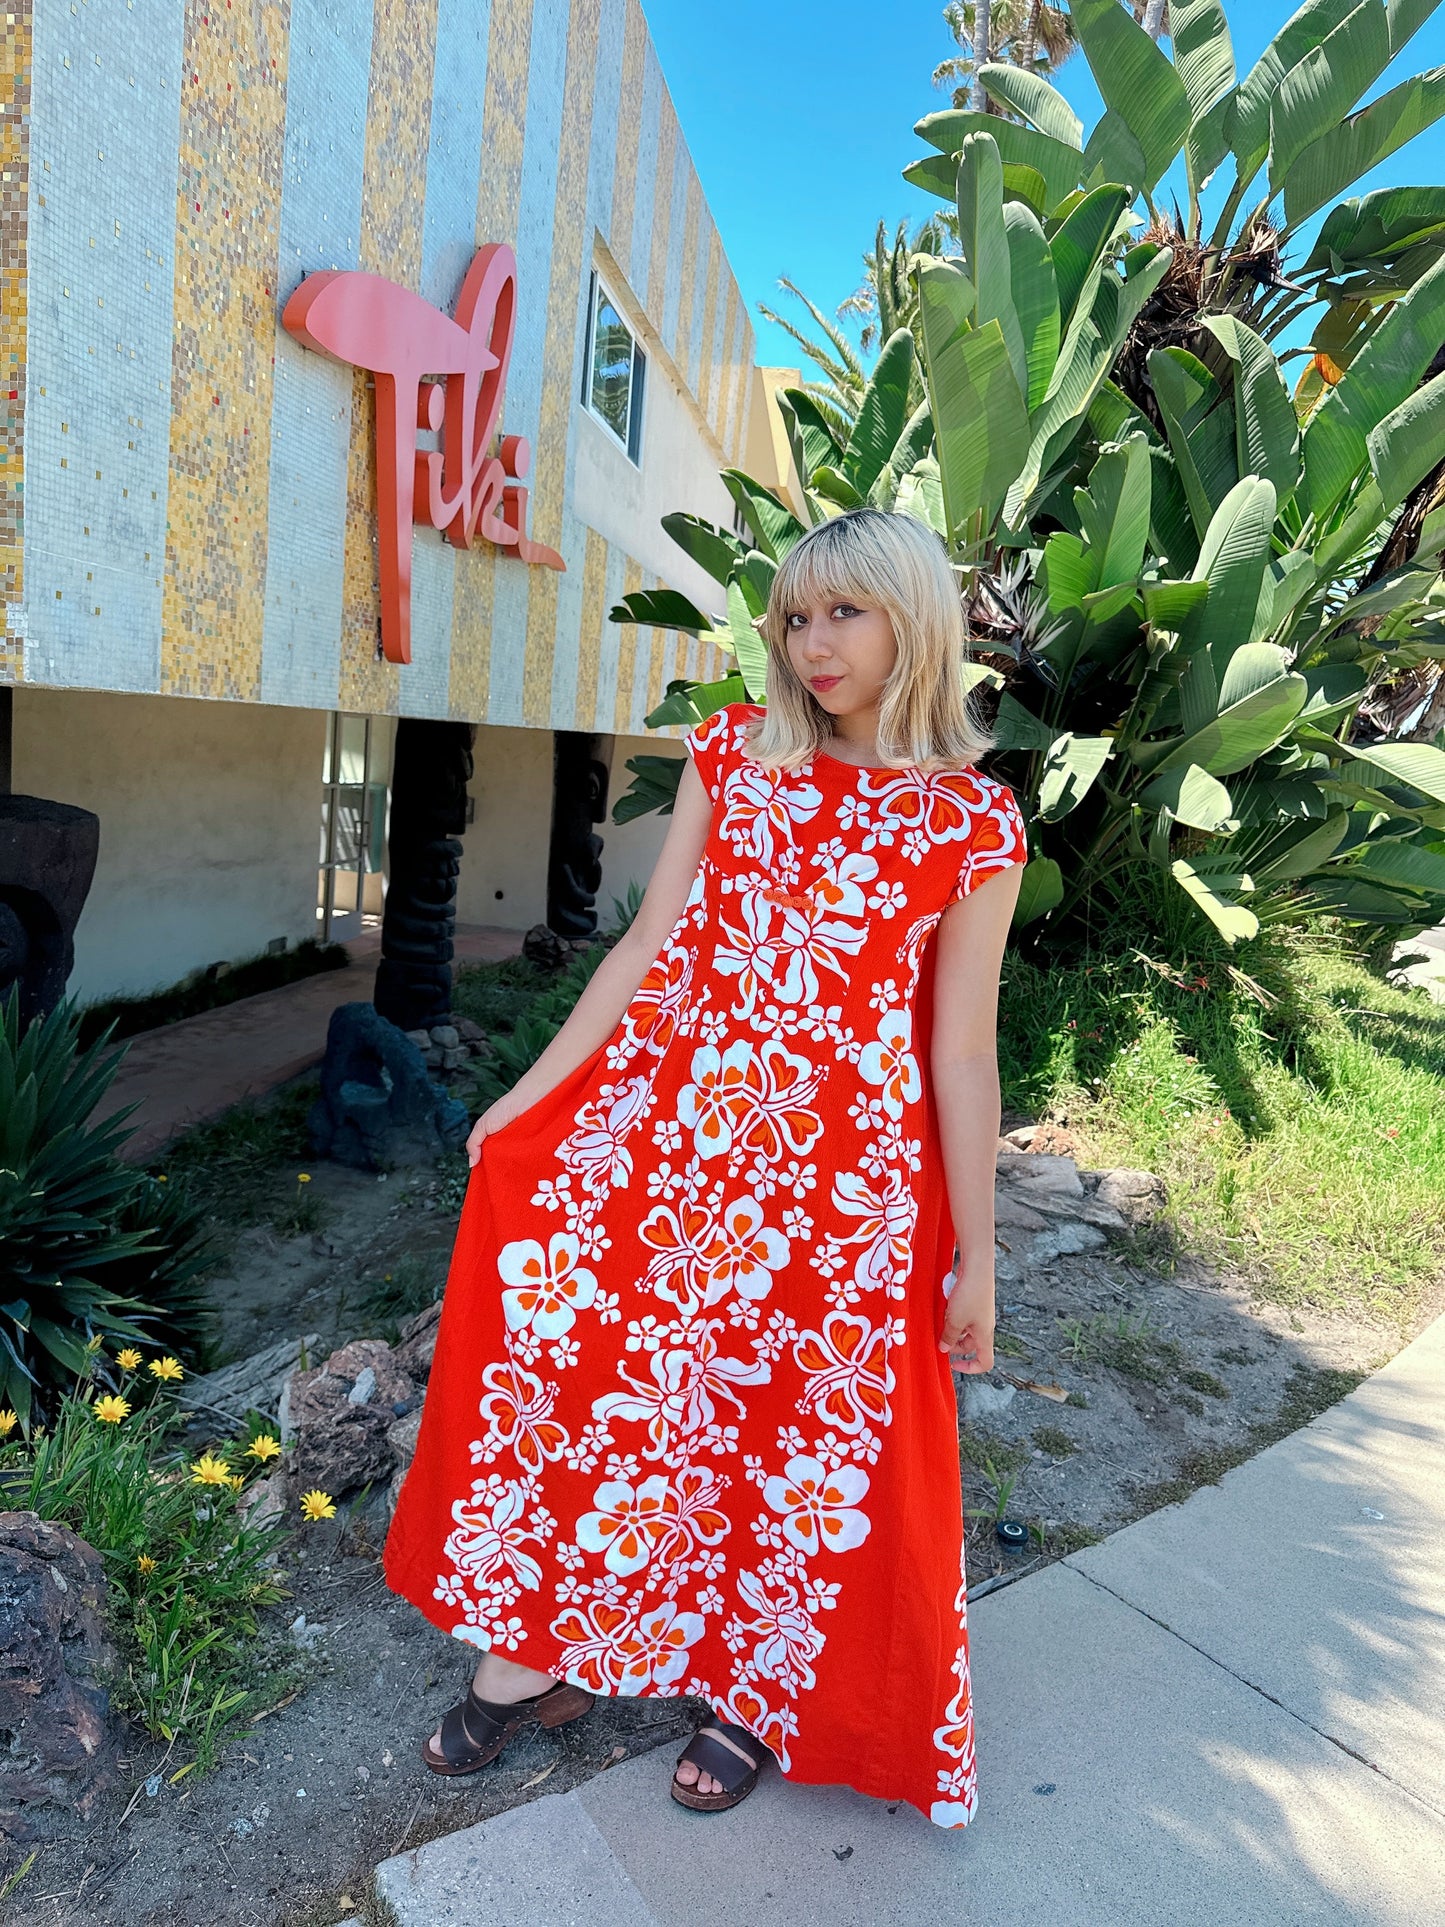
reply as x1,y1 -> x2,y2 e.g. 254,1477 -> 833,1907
12,688 -> 324,1004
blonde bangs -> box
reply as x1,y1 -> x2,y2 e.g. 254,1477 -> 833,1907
747,509 -> 998,775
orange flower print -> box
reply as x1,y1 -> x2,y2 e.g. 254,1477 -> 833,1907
857,1009 -> 921,1119
498,1233 -> 598,1338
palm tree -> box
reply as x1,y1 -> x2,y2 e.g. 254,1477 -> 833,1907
934,0 -> 1078,113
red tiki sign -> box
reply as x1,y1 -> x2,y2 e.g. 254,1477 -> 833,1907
282,243 -> 564,665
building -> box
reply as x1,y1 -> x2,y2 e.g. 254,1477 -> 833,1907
0,0 -> 796,1007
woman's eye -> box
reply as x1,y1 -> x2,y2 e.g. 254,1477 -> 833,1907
786,613 -> 804,629
832,604 -> 859,619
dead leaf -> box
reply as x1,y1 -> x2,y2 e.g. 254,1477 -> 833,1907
998,1370 -> 1069,1403
520,1763 -> 557,1790
605,1745 -> 628,1765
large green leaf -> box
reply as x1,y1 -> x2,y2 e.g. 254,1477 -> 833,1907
1149,348 -> 1238,536
608,588 -> 718,635
1341,738 -> 1445,799
870,402 -> 935,508
1248,812 -> 1350,878
992,692 -> 1060,753
1140,763 -> 1238,832
1073,434 -> 1152,591
1268,0 -> 1393,193
1014,857 -> 1064,925
1231,0 -> 1362,182
1368,367 -> 1445,512
719,471 -> 807,562
1171,859 -> 1261,942
917,262 -> 1030,542
957,134 -> 1029,404
977,64 -> 1083,147
1037,734 -> 1114,820
1188,480 -> 1279,708
774,391 -> 845,489
660,513 -> 745,587
1199,316 -> 1302,510
1081,111 -> 1151,194
893,455 -> 946,532
1069,0 -> 1193,191
726,579 -> 769,701
1283,65 -> 1445,225
842,328 -> 915,497
1352,837 -> 1445,893
1305,183 -> 1445,272
1171,0 -> 1238,190
1048,187 -> 1130,339
1301,245 -> 1445,522
1149,668 -> 1309,778
1003,204 -> 1061,414
908,112 -> 1086,212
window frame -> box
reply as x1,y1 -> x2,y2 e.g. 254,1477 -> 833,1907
581,269 -> 647,467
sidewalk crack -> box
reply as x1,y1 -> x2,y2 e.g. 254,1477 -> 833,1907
1063,1562 -> 1445,1822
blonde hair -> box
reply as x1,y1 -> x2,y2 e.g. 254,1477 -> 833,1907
744,508 -> 997,774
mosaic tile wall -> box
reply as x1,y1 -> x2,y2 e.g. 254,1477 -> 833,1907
0,0 -> 755,732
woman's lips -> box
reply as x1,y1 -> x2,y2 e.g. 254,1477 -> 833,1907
810,676 -> 842,690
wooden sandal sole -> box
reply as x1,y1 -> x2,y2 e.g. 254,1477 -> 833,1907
420,1682 -> 593,1777
670,1767 -> 759,1813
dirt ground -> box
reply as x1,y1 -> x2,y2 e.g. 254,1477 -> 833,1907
4,1132 -> 1439,1927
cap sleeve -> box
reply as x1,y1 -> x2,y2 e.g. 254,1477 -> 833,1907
948,780 -> 1028,903
682,703 -> 736,806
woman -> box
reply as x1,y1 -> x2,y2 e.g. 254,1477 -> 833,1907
383,506 -> 1026,1824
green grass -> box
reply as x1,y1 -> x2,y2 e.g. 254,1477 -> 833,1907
155,1077 -> 319,1239
997,915 -> 1445,1325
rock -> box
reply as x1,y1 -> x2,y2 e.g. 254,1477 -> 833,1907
0,1513 -> 118,1817
521,923 -> 568,971
429,1024 -> 460,1049
236,1471 -> 288,1535
441,1046 -> 466,1071
454,1017 -> 484,1044
959,1377 -> 1016,1423
992,1190 -> 1050,1233
995,1151 -> 1085,1197
1096,1167 -> 1168,1225
307,1003 -> 470,1172
179,1334 -> 322,1425
1077,1196 -> 1129,1231
1004,1122 -> 1080,1158
287,1340 -> 417,1500
394,1300 -> 442,1382
381,1408 -> 425,1523
1027,1220 -> 1107,1265
404,1029 -> 432,1052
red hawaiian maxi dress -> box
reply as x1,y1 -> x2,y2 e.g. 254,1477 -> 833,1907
384,699 -> 1028,1827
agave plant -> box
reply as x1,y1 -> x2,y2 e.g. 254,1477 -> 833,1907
610,0 -> 1445,950
0,992 -> 212,1426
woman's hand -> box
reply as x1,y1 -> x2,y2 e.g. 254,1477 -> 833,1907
940,1257 -> 996,1374
465,1098 -> 530,1169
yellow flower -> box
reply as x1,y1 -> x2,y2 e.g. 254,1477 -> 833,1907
297,1172 -> 312,1184
137,1554 -> 157,1576
156,1173 -> 168,1183
94,1394 -> 131,1424
227,1473 -> 245,1492
299,1489 -> 337,1522
149,1356 -> 185,1383
86,1333 -> 106,1353
117,1348 -> 144,1372
245,1434 -> 282,1463
189,1453 -> 233,1487
0,1409 -> 18,1439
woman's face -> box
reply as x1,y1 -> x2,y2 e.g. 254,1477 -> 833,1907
782,589 -> 898,721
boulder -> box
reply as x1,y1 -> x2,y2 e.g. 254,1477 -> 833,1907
307,1003 -> 469,1171
393,1300 -> 442,1382
382,1408 -> 425,1523
285,1340 -> 418,1500
1095,1167 -> 1168,1225
179,1333 -> 321,1426
0,1513 -> 117,1818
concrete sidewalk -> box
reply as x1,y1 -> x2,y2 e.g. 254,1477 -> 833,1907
375,1315 -> 1445,1927
97,924 -> 519,1161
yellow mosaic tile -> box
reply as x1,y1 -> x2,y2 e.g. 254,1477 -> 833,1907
160,0 -> 289,700
0,0 -> 28,678
572,523 -> 607,727
607,0 -> 645,280
336,0 -> 440,716
521,0 -> 599,729
611,549 -> 641,734
447,0 -> 534,724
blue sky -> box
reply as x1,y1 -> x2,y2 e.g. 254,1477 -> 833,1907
644,0 -> 1445,374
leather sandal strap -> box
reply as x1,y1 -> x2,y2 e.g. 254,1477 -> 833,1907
676,1722 -> 765,1792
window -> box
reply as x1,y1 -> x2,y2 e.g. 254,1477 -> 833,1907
582,270 -> 646,464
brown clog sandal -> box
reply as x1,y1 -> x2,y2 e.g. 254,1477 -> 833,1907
670,1720 -> 770,1812
420,1676 -> 593,1777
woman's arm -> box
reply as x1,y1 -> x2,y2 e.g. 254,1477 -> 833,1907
464,753 -> 716,1167
928,860 -> 1024,1371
